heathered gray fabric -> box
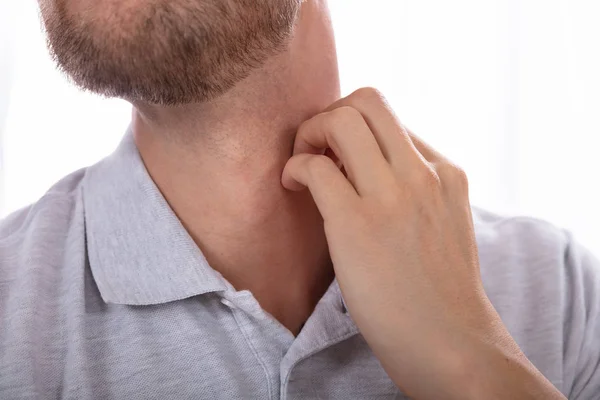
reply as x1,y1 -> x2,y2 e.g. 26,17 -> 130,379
1,131 -> 599,400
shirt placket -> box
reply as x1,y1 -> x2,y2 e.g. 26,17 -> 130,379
220,290 -> 295,399
279,283 -> 359,400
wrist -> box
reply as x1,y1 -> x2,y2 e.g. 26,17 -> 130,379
453,332 -> 566,400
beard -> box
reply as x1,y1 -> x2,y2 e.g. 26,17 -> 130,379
39,0 -> 301,105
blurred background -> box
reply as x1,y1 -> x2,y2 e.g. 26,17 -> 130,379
0,0 -> 599,254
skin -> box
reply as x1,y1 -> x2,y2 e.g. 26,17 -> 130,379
39,0 -> 568,398
282,88 -> 567,399
131,0 -> 341,333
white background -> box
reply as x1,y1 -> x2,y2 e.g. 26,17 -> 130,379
1,0 -> 599,254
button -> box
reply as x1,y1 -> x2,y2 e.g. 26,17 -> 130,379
220,298 -> 236,309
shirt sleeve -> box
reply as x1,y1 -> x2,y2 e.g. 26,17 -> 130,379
562,232 -> 600,399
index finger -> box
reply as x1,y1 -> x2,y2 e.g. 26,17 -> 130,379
292,106 -> 394,197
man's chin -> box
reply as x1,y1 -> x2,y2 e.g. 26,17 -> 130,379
41,0 -> 302,105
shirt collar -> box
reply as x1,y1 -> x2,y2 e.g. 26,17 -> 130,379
83,128 -> 348,312
83,129 -> 228,305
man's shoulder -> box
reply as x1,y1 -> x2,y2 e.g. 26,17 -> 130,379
472,205 -> 569,260
0,168 -> 88,280
471,206 -> 572,292
472,204 -> 599,295
470,208 -> 600,397
471,205 -> 598,334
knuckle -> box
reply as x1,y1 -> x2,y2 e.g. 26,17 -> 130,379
297,117 -> 312,133
325,106 -> 365,141
353,87 -> 387,104
414,165 -> 442,190
438,162 -> 469,191
454,167 -> 469,189
307,155 -> 335,176
329,106 -> 363,126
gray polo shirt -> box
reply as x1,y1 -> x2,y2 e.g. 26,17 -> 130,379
1,131 -> 599,400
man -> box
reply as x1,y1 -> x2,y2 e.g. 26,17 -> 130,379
0,0 -> 598,398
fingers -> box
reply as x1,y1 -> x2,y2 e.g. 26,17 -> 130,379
403,127 -> 468,196
293,106 -> 395,196
287,87 -> 463,203
326,88 -> 435,169
282,153 -> 359,220
404,127 -> 444,165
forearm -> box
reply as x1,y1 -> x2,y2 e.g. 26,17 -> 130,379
375,324 -> 566,400
455,334 -> 566,400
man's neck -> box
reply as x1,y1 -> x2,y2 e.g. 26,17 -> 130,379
131,0 -> 340,335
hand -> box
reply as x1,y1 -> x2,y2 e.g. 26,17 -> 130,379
282,88 -> 566,400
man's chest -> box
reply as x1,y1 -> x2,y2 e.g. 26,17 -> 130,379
2,295 -> 406,400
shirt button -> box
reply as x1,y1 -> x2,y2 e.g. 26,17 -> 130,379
221,298 -> 236,309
